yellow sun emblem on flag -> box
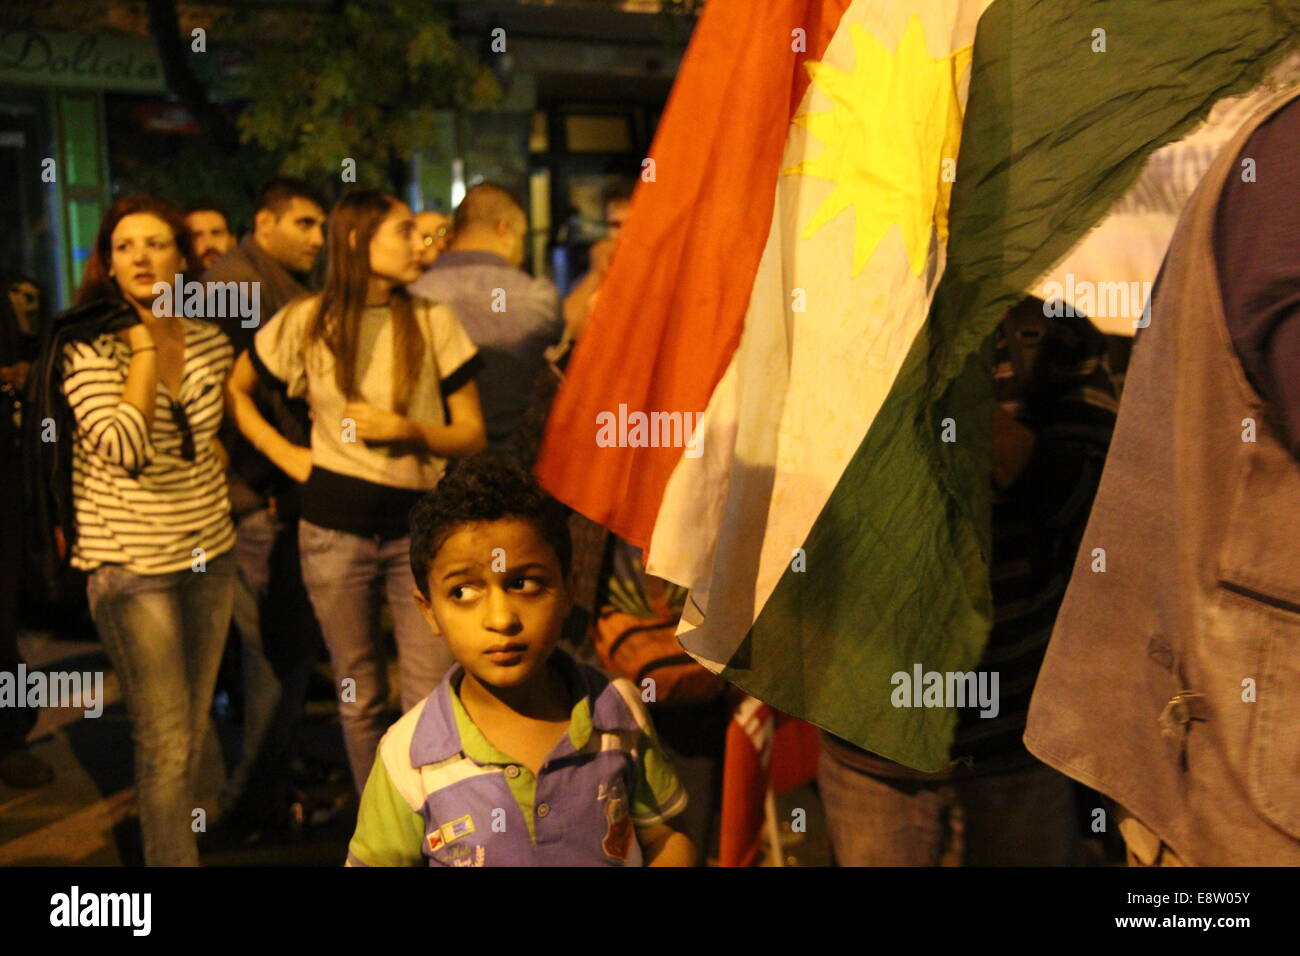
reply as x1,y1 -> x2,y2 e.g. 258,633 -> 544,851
785,17 -> 972,277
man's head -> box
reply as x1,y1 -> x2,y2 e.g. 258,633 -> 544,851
450,183 -> 528,268
3,269 -> 41,330
184,203 -> 236,270
410,454 -> 572,690
251,177 -> 327,276
414,211 -> 452,268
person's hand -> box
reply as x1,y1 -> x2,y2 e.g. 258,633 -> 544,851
344,401 -> 413,444
281,445 -> 312,483
992,402 -> 1036,489
1,361 -> 29,390
118,322 -> 155,352
590,236 -> 617,275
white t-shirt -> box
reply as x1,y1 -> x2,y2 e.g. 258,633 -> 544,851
252,294 -> 479,537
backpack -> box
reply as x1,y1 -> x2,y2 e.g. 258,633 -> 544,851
590,538 -> 726,707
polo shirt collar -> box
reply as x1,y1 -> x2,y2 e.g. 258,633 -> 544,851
408,648 -> 606,769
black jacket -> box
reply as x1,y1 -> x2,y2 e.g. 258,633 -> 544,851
22,298 -> 136,600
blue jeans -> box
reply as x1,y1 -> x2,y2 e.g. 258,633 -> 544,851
198,507 -> 283,817
817,746 -> 1083,866
299,520 -> 453,793
87,550 -> 236,866
225,504 -> 324,826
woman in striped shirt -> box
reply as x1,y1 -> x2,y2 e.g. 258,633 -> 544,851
63,195 -> 236,866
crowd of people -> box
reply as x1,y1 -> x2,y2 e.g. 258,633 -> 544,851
2,82 -> 1296,867
2,174 -> 676,865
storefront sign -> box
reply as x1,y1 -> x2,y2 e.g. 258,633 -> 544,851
0,28 -> 165,93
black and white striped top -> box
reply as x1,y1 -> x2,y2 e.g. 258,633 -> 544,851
61,318 -> 235,574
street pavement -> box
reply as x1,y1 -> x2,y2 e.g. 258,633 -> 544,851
1,630 -> 832,867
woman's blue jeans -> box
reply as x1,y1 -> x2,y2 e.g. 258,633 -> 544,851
87,550 -> 235,866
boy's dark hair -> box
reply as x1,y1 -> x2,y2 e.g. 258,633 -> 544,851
254,176 -> 327,218
409,453 -> 572,601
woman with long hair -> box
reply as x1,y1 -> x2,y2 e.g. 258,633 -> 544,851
63,194 -> 236,865
227,189 -> 485,792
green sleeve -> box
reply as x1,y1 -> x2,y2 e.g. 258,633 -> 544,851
630,712 -> 688,829
347,755 -> 428,867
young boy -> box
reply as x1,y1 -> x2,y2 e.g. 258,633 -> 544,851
346,455 -> 696,866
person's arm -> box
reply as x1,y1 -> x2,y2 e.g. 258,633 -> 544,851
212,434 -> 230,471
624,685 -> 694,866
636,820 -> 696,867
346,754 -> 427,868
562,270 -> 602,342
225,351 -> 311,482
562,238 -> 615,342
61,327 -> 158,476
117,322 -> 158,431
0,361 -> 30,392
992,402 -> 1037,490
527,278 -> 566,348
344,380 -> 487,458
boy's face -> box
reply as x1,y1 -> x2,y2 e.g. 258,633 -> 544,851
415,518 -> 571,690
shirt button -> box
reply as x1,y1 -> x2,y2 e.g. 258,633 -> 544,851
537,803 -> 550,818
504,765 -> 520,778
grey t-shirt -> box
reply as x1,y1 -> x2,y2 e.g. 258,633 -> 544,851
410,251 -> 563,449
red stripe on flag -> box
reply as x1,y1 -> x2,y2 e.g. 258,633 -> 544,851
719,696 -> 821,867
535,0 -> 852,548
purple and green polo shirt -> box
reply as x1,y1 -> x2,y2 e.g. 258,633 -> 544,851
346,649 -> 686,867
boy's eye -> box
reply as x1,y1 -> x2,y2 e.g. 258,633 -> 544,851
450,584 -> 482,601
508,576 -> 543,595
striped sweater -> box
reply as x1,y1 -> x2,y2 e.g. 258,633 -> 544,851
61,318 -> 235,574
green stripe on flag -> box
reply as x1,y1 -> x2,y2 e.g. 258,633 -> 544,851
722,0 -> 1300,772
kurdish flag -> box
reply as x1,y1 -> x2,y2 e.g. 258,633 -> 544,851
535,0 -> 1300,771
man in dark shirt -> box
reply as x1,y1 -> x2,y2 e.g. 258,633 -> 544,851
198,177 -> 327,839
0,289 -> 54,789
1215,95 -> 1300,460
818,299 -> 1118,865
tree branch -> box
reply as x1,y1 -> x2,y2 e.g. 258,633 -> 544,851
145,0 -> 241,155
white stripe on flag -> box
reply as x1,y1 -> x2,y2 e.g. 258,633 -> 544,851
647,0 -> 990,669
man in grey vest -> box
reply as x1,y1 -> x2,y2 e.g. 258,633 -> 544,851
1025,87 -> 1300,865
